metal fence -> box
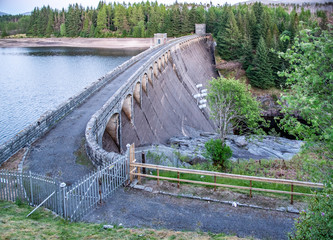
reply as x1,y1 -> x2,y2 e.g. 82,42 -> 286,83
0,155 -> 128,221
63,156 -> 128,221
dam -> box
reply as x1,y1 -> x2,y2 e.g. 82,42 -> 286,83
0,34 -> 218,184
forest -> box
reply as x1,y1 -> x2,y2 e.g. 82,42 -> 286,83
0,2 -> 331,90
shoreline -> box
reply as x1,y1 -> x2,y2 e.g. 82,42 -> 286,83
0,37 -> 153,50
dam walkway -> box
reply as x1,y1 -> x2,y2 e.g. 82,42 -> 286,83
23,40 -> 176,185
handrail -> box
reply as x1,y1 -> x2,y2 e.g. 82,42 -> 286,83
131,162 -> 324,188
130,162 -> 324,204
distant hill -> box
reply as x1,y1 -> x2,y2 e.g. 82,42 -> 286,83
0,12 -> 9,16
238,0 -> 330,4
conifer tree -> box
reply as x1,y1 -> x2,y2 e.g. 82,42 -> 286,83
216,7 -> 241,60
246,37 -> 274,89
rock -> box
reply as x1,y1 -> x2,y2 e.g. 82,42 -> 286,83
234,136 -> 248,148
133,185 -> 145,190
144,187 -> 153,192
136,131 -> 303,167
276,207 -> 286,212
103,225 -> 114,229
287,206 -> 299,214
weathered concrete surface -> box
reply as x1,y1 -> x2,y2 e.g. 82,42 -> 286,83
23,43 -> 169,185
103,38 -> 218,152
83,188 -> 296,240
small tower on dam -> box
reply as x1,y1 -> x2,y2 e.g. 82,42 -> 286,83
154,33 -> 167,46
195,24 -> 206,35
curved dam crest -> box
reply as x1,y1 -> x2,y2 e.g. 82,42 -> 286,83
2,35 -> 217,184
86,36 -> 218,167
104,37 -> 217,153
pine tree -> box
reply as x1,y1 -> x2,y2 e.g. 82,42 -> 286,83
246,37 -> 274,89
96,4 -> 107,37
45,9 -> 54,37
216,7 -> 241,60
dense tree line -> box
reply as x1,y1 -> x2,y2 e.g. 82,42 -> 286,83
1,2 -> 205,38
210,2 -> 329,89
1,1 -> 330,89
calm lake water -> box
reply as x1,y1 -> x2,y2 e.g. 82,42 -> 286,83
0,47 -> 140,145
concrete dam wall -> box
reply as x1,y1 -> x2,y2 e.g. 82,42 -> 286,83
86,35 -> 218,165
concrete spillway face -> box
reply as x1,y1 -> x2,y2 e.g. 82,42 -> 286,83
105,113 -> 120,148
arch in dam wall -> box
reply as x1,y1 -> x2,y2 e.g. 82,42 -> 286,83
148,67 -> 153,84
153,61 -> 158,77
105,113 -> 120,149
133,81 -> 141,105
122,94 -> 133,122
85,34 -> 212,165
142,73 -> 148,92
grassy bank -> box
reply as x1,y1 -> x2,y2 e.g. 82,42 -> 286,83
0,200 -> 247,240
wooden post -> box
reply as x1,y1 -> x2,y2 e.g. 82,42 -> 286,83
138,166 -> 141,184
214,175 -> 217,191
142,152 -> 146,174
177,172 -> 180,188
291,184 -> 294,205
157,169 -> 160,186
249,180 -> 252,198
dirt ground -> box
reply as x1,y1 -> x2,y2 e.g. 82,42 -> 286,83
0,148 -> 26,170
142,179 -> 307,211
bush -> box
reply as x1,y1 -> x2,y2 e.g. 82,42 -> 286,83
204,139 -> 232,170
289,183 -> 333,240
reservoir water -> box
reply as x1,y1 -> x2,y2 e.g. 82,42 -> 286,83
0,47 -> 139,145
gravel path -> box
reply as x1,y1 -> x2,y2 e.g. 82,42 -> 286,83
83,188 -> 296,240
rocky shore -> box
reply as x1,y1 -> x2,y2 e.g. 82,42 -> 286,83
0,37 -> 153,49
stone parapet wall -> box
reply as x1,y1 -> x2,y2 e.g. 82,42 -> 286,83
85,35 -> 208,165
0,40 -> 168,165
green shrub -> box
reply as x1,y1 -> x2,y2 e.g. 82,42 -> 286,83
204,139 -> 232,170
289,183 -> 333,240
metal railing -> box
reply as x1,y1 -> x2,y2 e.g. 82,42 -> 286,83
0,154 -> 128,221
130,162 -> 324,204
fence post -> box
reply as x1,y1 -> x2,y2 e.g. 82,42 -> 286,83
291,184 -> 294,205
214,175 -> 216,191
138,166 -> 141,184
177,172 -> 180,189
97,166 -> 102,204
157,169 -> 160,186
29,171 -> 34,205
126,144 -> 131,182
60,182 -> 67,219
142,152 -> 146,174
249,180 -> 252,198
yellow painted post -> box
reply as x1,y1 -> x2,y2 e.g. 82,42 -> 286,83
138,166 -> 141,184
